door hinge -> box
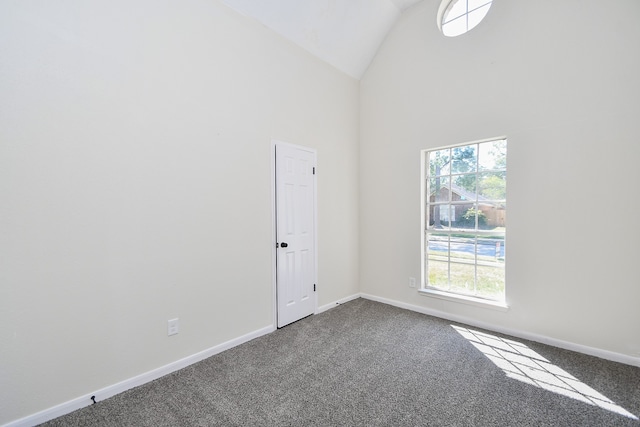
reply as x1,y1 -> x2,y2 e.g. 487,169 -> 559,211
313,167 -> 315,175
313,284 -> 316,292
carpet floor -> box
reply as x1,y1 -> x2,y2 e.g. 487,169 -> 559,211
40,298 -> 640,426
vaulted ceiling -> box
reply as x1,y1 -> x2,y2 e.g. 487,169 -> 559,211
221,0 -> 425,79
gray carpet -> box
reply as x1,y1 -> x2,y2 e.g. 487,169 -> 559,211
41,299 -> 640,426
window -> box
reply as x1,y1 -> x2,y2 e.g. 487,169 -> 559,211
439,0 -> 493,37
423,138 -> 506,302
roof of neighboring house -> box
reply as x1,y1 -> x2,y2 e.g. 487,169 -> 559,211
432,183 -> 504,208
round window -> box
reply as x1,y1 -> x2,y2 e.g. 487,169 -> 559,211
438,0 -> 493,37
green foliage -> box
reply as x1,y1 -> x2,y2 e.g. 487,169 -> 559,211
455,175 -> 476,194
487,141 -> 507,169
459,208 -> 487,228
429,149 -> 450,176
451,146 -> 476,174
479,174 -> 506,200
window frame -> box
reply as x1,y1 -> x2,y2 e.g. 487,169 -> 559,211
420,137 -> 508,310
437,0 -> 493,37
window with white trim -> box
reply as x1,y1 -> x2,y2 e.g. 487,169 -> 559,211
423,138 -> 506,302
439,0 -> 493,37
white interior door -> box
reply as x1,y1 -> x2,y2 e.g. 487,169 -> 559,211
275,142 -> 317,328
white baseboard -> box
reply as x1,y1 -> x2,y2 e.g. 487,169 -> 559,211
360,293 -> 640,368
7,294 -> 638,426
4,325 -> 274,427
317,293 -> 361,314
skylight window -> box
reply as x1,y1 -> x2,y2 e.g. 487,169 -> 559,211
439,0 -> 492,37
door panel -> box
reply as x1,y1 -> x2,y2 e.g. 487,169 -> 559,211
276,143 -> 316,327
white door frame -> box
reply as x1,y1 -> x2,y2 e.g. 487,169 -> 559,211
271,139 -> 318,329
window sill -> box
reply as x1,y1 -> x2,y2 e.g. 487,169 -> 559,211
418,288 -> 509,311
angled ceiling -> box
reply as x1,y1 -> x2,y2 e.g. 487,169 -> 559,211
221,0 -> 425,79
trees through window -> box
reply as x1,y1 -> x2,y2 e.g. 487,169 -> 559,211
424,138 -> 506,301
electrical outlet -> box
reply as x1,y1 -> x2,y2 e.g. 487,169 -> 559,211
168,318 -> 179,336
409,277 -> 417,288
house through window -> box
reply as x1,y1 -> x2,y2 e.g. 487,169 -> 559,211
423,138 -> 506,302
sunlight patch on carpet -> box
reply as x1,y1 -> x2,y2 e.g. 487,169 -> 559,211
451,325 -> 638,420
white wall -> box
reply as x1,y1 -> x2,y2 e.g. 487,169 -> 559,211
0,0 -> 359,424
360,0 -> 640,360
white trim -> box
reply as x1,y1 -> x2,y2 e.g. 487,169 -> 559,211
422,135 -> 508,153
271,139 -> 319,328
4,325 -> 274,427
360,293 -> 640,368
421,136 -> 508,308
8,295 -> 639,426
316,293 -> 361,314
271,140 -> 278,330
436,0 -> 450,32
419,288 -> 508,311
437,0 -> 494,37
420,149 -> 428,293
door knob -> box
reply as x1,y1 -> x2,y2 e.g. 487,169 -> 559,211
280,242 -> 288,248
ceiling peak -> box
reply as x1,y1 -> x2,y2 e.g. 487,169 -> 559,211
222,0 -> 424,79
